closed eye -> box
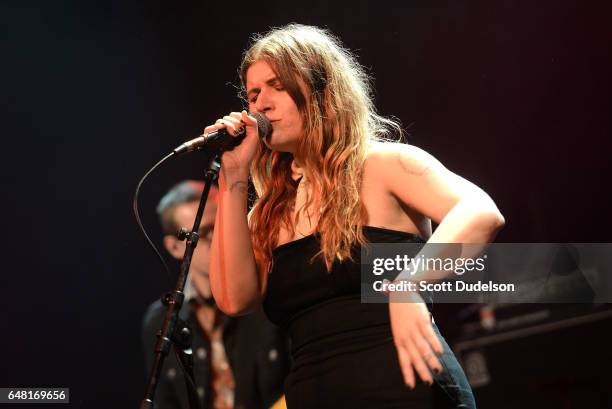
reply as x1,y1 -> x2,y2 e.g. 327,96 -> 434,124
269,78 -> 285,92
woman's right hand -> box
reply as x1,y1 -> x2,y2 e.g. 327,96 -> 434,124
203,110 -> 261,178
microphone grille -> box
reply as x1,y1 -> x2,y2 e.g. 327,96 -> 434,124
251,112 -> 272,140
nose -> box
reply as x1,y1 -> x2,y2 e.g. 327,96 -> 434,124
254,89 -> 273,113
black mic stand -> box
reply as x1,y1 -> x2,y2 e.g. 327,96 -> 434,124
140,155 -> 221,409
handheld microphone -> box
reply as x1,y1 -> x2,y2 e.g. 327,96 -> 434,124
173,112 -> 271,155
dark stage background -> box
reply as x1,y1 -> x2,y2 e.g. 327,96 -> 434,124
2,0 -> 611,407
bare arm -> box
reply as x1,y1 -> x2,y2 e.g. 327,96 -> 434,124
378,143 -> 505,281
208,111 -> 263,315
378,143 -> 505,245
370,143 -> 505,388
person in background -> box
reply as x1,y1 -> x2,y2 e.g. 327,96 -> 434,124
142,180 -> 289,409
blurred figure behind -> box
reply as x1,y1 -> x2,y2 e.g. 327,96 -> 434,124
142,180 -> 289,409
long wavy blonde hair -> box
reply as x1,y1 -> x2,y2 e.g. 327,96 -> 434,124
240,24 -> 401,273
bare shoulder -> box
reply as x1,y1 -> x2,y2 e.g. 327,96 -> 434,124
364,140 -> 471,223
365,141 -> 444,181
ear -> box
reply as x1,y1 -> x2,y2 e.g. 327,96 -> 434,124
163,235 -> 185,260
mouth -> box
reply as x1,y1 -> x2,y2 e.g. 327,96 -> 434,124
268,120 -> 278,134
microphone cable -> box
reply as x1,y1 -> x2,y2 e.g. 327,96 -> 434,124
133,152 -> 174,277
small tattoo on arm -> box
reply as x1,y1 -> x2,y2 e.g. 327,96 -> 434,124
229,181 -> 248,193
398,153 -> 430,177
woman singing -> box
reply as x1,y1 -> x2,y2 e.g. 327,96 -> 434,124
209,24 -> 504,408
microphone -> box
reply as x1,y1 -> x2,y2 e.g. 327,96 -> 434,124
173,112 -> 272,155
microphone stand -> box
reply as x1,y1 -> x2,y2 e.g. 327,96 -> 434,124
140,155 -> 221,409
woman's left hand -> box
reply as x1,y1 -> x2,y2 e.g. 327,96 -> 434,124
389,291 -> 444,388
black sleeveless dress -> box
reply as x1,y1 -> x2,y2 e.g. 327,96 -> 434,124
263,226 -> 476,409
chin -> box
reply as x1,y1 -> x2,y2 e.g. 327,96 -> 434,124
264,137 -> 296,154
